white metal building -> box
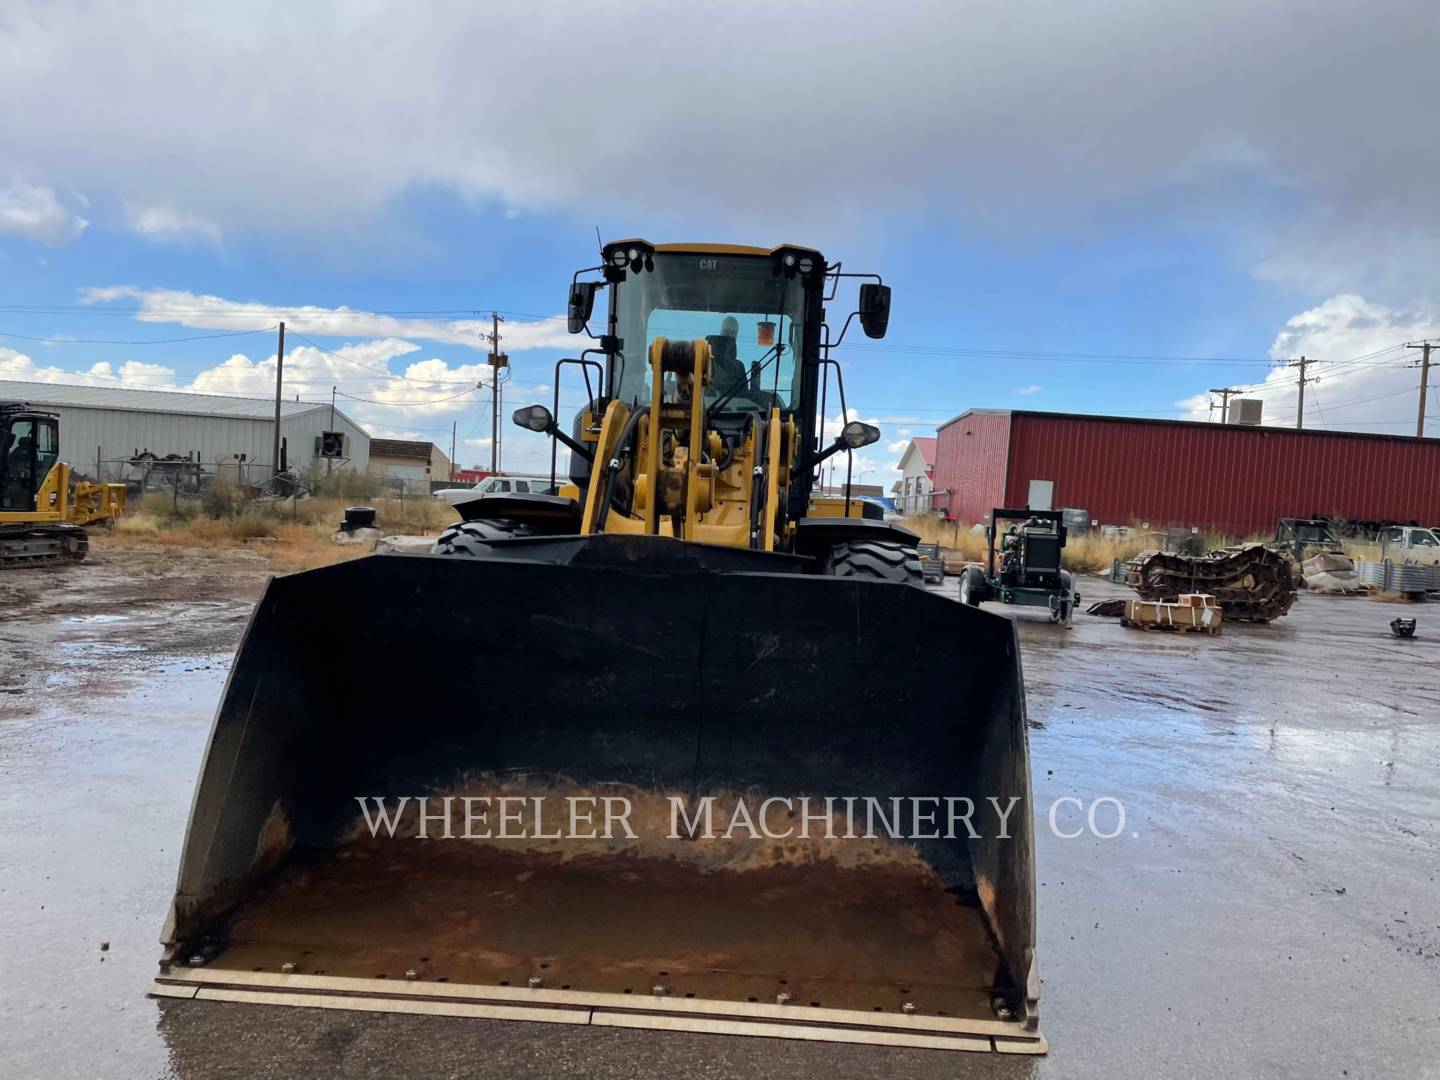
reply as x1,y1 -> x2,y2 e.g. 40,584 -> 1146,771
0,379 -> 370,481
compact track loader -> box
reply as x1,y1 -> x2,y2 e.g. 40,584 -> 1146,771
1,403 -> 125,565
152,241 -> 1044,1055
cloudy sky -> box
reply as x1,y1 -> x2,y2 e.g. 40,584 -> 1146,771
2,0 -> 1438,485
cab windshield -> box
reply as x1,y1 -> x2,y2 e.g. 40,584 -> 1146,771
610,252 -> 806,413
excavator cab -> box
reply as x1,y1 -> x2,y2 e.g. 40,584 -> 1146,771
0,405 -> 57,512
152,242 -> 1045,1055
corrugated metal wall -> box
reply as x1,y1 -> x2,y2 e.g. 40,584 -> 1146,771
933,411 -> 1011,521
1004,413 -> 1440,533
46,404 -> 369,478
53,405 -> 277,475
280,408 -> 371,472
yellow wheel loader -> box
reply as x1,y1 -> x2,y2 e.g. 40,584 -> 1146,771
152,241 -> 1044,1055
1,403 -> 125,565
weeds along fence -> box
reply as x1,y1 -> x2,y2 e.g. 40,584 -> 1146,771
897,515 -> 1292,574
91,457 -> 457,542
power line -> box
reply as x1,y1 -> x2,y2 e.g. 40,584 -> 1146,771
845,343 -> 1272,366
0,303 -> 559,320
335,385 -> 480,406
0,326 -> 278,345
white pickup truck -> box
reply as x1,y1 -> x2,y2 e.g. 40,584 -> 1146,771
1379,524 -> 1440,564
432,474 -> 558,506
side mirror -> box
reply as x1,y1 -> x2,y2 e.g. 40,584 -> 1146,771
567,282 -> 600,334
513,404 -> 554,433
858,283 -> 891,339
840,420 -> 881,449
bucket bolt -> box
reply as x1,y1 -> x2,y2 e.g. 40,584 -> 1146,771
776,992 -> 792,1006
528,976 -> 543,989
991,994 -> 1015,1020
187,954 -> 207,968
652,985 -> 668,997
280,962 -> 297,974
901,1002 -> 918,1015
405,969 -> 419,981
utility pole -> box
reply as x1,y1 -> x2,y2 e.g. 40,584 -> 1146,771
326,385 -> 337,477
1407,341 -> 1433,437
1281,355 -> 1314,429
486,312 -> 507,473
1209,387 -> 1244,423
271,321 -> 286,475
450,420 -> 457,480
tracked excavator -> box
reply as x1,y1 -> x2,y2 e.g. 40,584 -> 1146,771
151,241 -> 1044,1055
1,403 -> 125,565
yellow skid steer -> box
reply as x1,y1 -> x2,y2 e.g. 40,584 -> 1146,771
151,241 -> 1044,1055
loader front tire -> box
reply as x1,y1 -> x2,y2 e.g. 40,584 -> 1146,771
433,518 -> 536,555
826,540 -> 922,585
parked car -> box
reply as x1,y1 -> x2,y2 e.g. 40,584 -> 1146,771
433,474 -> 558,505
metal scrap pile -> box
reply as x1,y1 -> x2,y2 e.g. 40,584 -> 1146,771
1125,542 -> 1298,622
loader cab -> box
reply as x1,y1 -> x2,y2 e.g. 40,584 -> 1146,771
601,242 -> 823,417
0,405 -> 59,512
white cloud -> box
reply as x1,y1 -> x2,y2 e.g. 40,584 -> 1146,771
80,286 -> 571,352
885,438 -> 910,454
0,347 -> 172,387
1178,295 -> 1439,433
1014,384 -> 1041,396
0,180 -> 88,244
0,2 -> 1437,295
126,202 -> 223,245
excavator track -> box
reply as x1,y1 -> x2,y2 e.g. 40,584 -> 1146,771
1125,542 -> 1297,622
0,523 -> 88,566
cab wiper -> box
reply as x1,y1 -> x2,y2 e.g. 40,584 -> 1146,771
705,341 -> 782,418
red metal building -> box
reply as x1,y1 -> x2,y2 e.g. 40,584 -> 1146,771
933,409 -> 1440,534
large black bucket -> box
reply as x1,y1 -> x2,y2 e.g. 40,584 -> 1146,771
154,537 -> 1042,1053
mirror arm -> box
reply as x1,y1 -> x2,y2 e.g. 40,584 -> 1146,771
808,437 -> 852,470
547,423 -> 594,464
826,311 -> 860,350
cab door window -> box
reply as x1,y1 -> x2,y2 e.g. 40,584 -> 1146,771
2,419 -> 36,509
35,419 -> 58,486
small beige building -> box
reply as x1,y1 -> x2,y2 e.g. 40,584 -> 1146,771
368,438 -> 450,493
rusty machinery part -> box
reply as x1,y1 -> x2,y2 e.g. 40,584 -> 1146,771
1125,542 -> 1298,622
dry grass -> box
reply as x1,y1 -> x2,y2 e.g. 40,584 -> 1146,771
1062,532 -> 1156,573
1369,591 -> 1421,604
91,491 -> 461,573
902,516 -> 989,561
899,515 -> 1163,572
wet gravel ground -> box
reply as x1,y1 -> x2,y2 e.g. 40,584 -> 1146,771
1,554 -> 1437,1080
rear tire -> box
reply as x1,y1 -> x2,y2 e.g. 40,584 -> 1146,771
827,540 -> 922,585
959,564 -> 987,606
433,518 -> 535,555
